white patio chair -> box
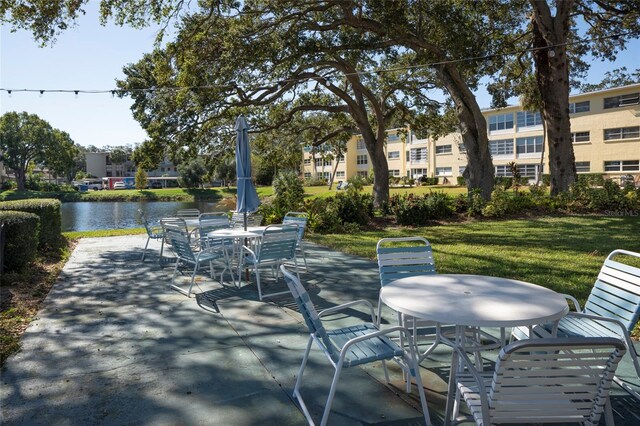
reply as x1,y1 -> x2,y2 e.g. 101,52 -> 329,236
231,211 -> 263,228
283,211 -> 309,271
445,337 -> 626,426
198,212 -> 230,236
176,208 -> 201,219
165,227 -> 228,297
239,224 -> 299,300
280,265 -> 431,426
511,249 -> 640,398
139,209 -> 164,262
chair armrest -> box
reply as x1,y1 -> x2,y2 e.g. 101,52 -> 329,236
561,293 -> 582,312
319,299 -> 376,323
338,325 -> 409,354
566,311 -> 629,333
241,245 -> 257,261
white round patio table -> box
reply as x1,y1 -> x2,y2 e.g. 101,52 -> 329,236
380,274 -> 569,328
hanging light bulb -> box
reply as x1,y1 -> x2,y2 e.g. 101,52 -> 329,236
74,90 -> 79,98
39,90 -> 44,97
7,90 -> 11,98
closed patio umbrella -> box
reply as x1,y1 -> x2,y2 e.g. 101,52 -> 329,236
235,115 -> 260,230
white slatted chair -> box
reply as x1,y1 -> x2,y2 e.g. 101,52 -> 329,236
511,249 -> 640,397
198,212 -> 230,236
280,265 -> 431,426
239,224 -> 299,300
231,211 -> 263,228
166,228 -> 228,297
139,209 -> 164,262
445,337 -> 626,426
176,208 -> 201,219
283,211 -> 309,271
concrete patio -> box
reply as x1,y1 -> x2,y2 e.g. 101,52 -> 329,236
1,234 -> 639,425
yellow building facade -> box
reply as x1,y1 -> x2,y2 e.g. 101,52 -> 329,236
302,83 -> 640,184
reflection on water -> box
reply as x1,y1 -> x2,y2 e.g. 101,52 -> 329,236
61,201 -> 229,232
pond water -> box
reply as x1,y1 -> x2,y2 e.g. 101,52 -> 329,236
61,201 -> 230,232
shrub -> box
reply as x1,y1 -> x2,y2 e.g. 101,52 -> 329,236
482,188 -> 535,218
389,192 -> 454,225
0,210 -> 39,272
456,176 -> 466,186
303,177 -> 327,187
135,167 -> 148,190
273,171 -> 304,215
1,180 -> 16,190
576,173 -> 605,187
0,198 -> 61,250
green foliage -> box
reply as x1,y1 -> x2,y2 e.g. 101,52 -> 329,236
0,210 -> 39,272
420,176 -> 439,186
135,167 -> 148,190
576,173 -> 605,187
304,177 -> 327,187
272,171 -> 304,217
388,192 -> 454,225
177,157 -> 207,188
0,198 -> 62,249
346,175 -> 366,192
304,189 -> 374,234
565,179 -> 638,213
482,187 -> 537,218
456,176 -> 466,186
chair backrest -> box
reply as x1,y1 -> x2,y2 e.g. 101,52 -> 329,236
280,265 -> 337,360
176,208 -> 201,218
138,209 -> 156,237
161,218 -> 188,244
584,249 -> 640,332
231,212 -> 263,227
488,337 -> 626,425
376,237 -> 436,287
166,229 -> 196,263
283,212 -> 308,243
198,212 -> 230,235
256,224 -> 299,263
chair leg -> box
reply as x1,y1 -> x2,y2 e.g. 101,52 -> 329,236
141,236 -> 150,261
292,336 -> 315,424
171,259 -> 180,287
405,352 -> 431,426
320,360 -> 345,426
255,264 -> 263,301
159,237 -> 164,260
187,262 -> 199,297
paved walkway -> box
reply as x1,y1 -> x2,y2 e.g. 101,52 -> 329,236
1,235 -> 639,425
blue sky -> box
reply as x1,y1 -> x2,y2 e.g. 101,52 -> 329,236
1,4 -> 639,149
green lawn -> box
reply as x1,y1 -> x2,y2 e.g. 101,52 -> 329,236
307,215 -> 640,307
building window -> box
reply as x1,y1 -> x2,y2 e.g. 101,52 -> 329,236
336,171 -> 345,178
489,138 -> 514,156
495,165 -> 511,177
303,158 -> 311,165
388,151 -> 400,159
604,92 -> 639,109
303,146 -> 312,152
488,113 -> 514,132
357,170 -> 369,177
323,172 -> 331,179
458,143 -> 466,153
459,166 -> 466,175
323,159 -> 332,167
569,101 -> 590,114
389,169 -> 400,177
315,158 -> 323,167
571,131 -> 590,143
517,164 -> 539,178
604,160 -> 640,172
435,144 -> 452,154
604,126 -> 640,141
338,155 -> 345,162
411,168 -> 428,177
304,172 -> 312,178
516,111 -> 542,128
409,147 -> 427,162
575,161 -> 590,173
516,136 -> 543,154
387,133 -> 400,142
356,139 -> 366,150
356,155 -> 368,165
435,167 -> 452,176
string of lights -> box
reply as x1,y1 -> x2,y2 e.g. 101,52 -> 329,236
1,29 -> 638,97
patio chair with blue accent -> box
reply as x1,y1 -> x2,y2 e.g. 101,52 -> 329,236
511,249 -> 640,398
283,211 -> 309,271
280,265 -> 431,426
377,237 -> 501,366
445,337 -> 626,426
165,226 -> 229,297
239,224 -> 299,300
176,208 -> 201,219
139,209 -> 164,262
231,211 -> 263,228
198,212 -> 230,236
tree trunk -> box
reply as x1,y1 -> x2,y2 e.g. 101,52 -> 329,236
436,64 -> 494,200
15,168 -> 26,191
328,151 -> 341,190
530,1 -> 576,195
361,129 -> 389,207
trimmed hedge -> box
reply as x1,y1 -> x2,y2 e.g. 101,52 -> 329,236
0,210 -> 40,272
0,198 -> 61,249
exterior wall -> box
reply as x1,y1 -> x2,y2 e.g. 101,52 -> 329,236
85,152 -> 179,179
302,84 -> 639,184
